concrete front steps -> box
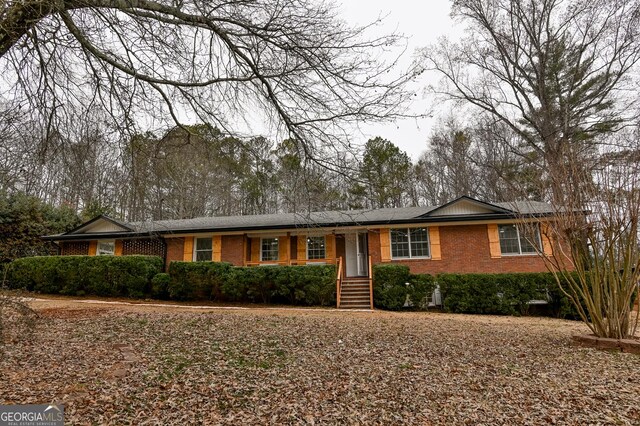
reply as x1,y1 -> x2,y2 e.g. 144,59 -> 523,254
339,278 -> 372,309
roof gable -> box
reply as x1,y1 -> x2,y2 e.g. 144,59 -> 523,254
65,215 -> 133,235
421,196 -> 514,218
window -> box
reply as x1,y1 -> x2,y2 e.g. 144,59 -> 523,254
307,236 -> 326,259
194,237 -> 213,261
97,240 -> 115,256
261,238 -> 279,261
390,228 -> 430,259
498,224 -> 541,255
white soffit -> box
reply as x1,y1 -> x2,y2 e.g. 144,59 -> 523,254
429,199 -> 499,217
71,219 -> 129,234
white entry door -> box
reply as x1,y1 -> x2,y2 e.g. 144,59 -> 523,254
345,232 -> 368,277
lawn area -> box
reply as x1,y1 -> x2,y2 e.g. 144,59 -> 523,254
2,299 -> 640,425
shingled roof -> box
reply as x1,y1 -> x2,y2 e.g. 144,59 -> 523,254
43,196 -> 555,241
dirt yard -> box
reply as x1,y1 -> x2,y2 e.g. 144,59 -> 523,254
1,297 -> 639,425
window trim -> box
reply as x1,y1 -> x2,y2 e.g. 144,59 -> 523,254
389,227 -> 431,260
306,235 -> 326,260
193,236 -> 213,262
260,237 -> 280,262
96,240 -> 115,256
498,224 -> 542,256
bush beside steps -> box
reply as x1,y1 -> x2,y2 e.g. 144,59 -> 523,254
167,261 -> 336,306
372,264 -> 581,318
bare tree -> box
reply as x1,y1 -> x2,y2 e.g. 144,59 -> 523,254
415,116 -> 479,204
421,0 -> 640,204
535,134 -> 640,339
1,0 -> 415,162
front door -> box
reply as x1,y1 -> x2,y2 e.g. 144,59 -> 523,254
345,232 -> 368,277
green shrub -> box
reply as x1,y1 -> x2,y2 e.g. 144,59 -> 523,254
272,265 -> 337,306
168,262 -> 336,305
437,272 -> 581,317
373,264 -> 435,310
408,273 -> 436,309
544,273 -> 587,320
243,266 -> 274,303
167,261 -> 233,300
220,267 -> 247,302
151,273 -> 171,299
6,255 -> 163,298
223,264 -> 337,306
298,265 -> 337,306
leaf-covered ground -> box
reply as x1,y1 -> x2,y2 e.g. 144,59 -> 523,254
2,299 -> 639,425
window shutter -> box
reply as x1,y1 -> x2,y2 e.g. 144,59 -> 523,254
213,235 -> 222,262
279,236 -> 290,263
183,237 -> 194,261
297,235 -> 307,261
326,234 -> 336,260
429,227 -> 442,260
540,223 -> 553,256
114,240 -> 123,256
251,238 -> 260,262
88,241 -> 97,256
380,230 -> 391,262
487,224 -> 501,258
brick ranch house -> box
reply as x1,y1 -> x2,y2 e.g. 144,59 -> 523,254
44,196 -> 559,308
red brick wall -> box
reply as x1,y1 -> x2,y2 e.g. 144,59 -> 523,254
165,237 -> 185,269
368,230 -> 382,265
368,225 -> 549,274
221,235 -> 245,266
60,241 -> 90,256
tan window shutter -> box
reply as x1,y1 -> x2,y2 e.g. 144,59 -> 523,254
487,224 -> 501,258
429,227 -> 442,260
212,235 -> 222,262
114,240 -> 123,256
88,241 -> 97,256
251,237 -> 260,262
279,236 -> 290,263
325,234 -> 336,260
297,235 -> 307,261
380,230 -> 391,262
183,236 -> 194,261
540,223 -> 553,256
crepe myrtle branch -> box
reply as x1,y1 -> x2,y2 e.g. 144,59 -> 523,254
1,0 -> 418,161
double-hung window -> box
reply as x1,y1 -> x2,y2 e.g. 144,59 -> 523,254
261,238 -> 279,261
194,237 -> 213,261
307,236 -> 326,260
97,240 -> 115,256
390,228 -> 430,259
498,224 -> 541,255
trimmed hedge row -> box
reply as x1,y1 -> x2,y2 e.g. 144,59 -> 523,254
167,262 -> 337,306
7,255 -> 163,298
6,255 -> 583,317
373,264 -> 436,310
6,256 -> 337,306
438,272 -> 584,318
373,264 -> 579,317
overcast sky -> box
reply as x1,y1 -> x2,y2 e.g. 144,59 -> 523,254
337,0 -> 465,160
